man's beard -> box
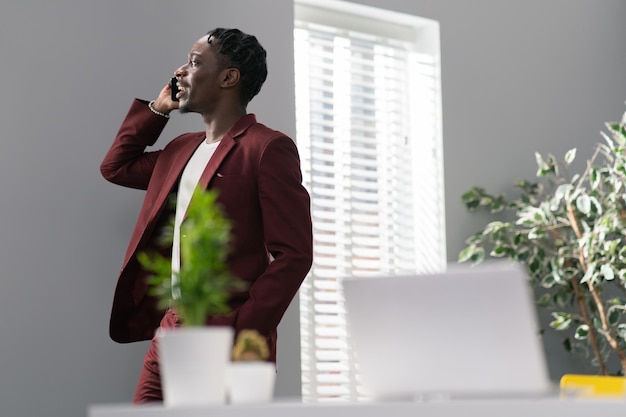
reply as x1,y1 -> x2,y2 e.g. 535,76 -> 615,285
177,94 -> 196,114
178,102 -> 192,114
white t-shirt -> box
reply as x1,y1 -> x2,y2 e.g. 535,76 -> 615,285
171,139 -> 220,298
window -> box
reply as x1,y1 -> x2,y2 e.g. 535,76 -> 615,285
294,0 -> 446,401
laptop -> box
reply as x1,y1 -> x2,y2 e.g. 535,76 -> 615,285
341,262 -> 554,401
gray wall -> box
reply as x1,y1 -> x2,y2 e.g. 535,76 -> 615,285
357,0 -> 626,378
0,1 -> 296,416
0,1 -> 625,416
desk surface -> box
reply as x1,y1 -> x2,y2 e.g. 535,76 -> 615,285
89,397 -> 626,417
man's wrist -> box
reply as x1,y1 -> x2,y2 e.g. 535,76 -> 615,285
148,100 -> 170,118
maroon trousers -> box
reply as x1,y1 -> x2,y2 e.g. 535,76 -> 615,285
133,309 -> 180,404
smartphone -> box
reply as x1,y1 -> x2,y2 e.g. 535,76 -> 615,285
170,77 -> 180,102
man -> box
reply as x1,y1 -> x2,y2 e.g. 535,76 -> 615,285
100,28 -> 313,403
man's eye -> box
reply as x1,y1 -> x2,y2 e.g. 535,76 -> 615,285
190,60 -> 198,67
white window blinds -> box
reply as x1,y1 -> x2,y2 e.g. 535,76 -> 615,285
294,3 -> 446,402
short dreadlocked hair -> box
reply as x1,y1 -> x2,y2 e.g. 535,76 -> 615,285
207,28 -> 268,106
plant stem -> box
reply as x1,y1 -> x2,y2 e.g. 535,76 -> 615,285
587,281 -> 626,374
565,204 -> 609,374
570,150 -> 626,373
570,277 -> 609,374
573,145 -> 602,191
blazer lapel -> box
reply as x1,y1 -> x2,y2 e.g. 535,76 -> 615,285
197,114 -> 257,190
123,132 -> 205,268
197,136 -> 236,190
148,132 -> 205,221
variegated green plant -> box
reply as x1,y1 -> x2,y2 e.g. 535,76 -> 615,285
459,111 -> 626,375
138,187 -> 245,327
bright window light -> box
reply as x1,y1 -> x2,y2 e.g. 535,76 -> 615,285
294,0 -> 446,401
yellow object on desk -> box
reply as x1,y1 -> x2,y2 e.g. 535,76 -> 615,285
560,374 -> 626,398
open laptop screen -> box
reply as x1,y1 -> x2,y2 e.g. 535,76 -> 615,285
342,262 -> 553,400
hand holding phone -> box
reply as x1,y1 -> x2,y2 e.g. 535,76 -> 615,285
170,77 -> 180,102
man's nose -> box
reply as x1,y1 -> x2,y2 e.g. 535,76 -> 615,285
174,66 -> 187,78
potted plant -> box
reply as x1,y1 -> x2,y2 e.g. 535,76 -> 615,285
458,109 -> 626,377
228,329 -> 276,404
232,329 -> 271,361
138,186 -> 245,407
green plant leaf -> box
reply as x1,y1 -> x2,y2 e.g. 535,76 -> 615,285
576,194 -> 591,215
461,188 -> 484,210
551,268 -> 565,285
609,309 -> 620,325
535,152 -> 547,175
580,262 -> 596,284
537,293 -> 551,308
528,258 -> 541,276
483,221 -> 506,235
601,130 -> 615,148
490,195 -> 506,212
601,264 -> 615,281
562,338 -> 572,352
590,196 -> 602,215
528,227 -> 545,239
605,240 -> 620,255
541,272 -> 556,289
618,247 -> 626,263
465,233 -> 484,246
550,312 -> 572,331
516,247 -> 530,262
553,288 -> 570,307
490,245 -> 509,257
461,188 -> 481,202
458,246 -> 476,263
470,247 -> 485,263
590,168 -> 600,189
564,148 -> 577,165
574,324 -> 589,340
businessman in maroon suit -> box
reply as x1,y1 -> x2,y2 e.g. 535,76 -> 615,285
100,28 -> 313,403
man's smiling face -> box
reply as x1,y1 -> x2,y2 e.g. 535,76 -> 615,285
175,34 -> 226,114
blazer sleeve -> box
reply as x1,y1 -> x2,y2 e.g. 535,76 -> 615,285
233,134 -> 314,335
100,99 -> 169,190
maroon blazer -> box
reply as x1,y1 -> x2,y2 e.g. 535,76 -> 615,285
101,99 -> 313,359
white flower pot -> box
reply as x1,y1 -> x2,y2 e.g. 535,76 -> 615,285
228,361 -> 276,404
157,326 -> 234,407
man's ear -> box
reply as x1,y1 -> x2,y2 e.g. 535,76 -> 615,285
221,68 -> 240,88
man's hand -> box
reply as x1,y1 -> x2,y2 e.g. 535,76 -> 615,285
151,81 -> 180,115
